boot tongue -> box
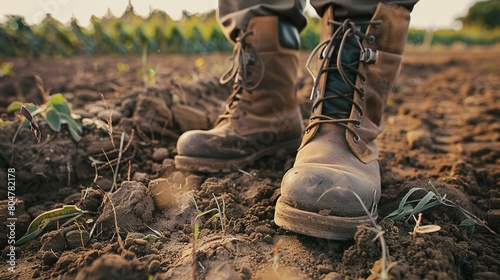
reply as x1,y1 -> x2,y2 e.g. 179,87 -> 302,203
322,37 -> 360,119
321,18 -> 369,119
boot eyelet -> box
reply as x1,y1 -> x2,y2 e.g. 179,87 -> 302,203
355,122 -> 361,128
358,111 -> 363,117
320,46 -> 327,60
360,93 -> 366,100
353,135 -> 361,143
305,128 -> 310,134
367,36 -> 375,44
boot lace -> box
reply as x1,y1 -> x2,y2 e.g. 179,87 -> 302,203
216,30 -> 265,123
305,19 -> 381,142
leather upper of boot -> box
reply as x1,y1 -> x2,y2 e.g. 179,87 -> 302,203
176,16 -> 303,159
300,3 -> 411,163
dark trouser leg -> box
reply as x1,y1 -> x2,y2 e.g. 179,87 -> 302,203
217,0 -> 307,42
310,0 -> 419,17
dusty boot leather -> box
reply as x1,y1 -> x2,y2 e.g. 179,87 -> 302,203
275,3 -> 410,240
175,16 -> 303,172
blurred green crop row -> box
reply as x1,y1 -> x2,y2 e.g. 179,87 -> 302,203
407,27 -> 500,46
0,6 -> 236,57
0,5 -> 499,58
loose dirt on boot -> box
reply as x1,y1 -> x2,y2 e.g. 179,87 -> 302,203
0,48 -> 499,279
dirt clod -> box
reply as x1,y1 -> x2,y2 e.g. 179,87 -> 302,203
206,263 -> 242,280
133,95 -> 173,135
406,129 -> 432,149
66,230 -> 90,249
152,147 -> 170,162
75,254 -> 148,280
96,181 -> 154,236
40,230 -> 66,253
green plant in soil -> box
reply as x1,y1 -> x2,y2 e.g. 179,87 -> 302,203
190,193 -> 227,278
8,92 -> 83,142
386,180 -> 498,236
191,193 -> 227,235
16,205 -> 85,245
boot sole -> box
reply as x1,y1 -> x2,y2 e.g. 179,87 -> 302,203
274,197 -> 377,240
174,138 -> 301,173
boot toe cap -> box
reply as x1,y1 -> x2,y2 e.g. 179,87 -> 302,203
176,130 -> 216,157
280,164 -> 380,217
176,130 -> 248,158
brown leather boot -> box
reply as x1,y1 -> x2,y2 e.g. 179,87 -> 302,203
175,16 -> 303,172
274,3 -> 410,240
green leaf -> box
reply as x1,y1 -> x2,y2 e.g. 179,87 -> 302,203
195,208 -> 218,220
30,105 -> 44,116
49,93 -> 67,104
386,204 -> 414,221
459,218 -> 476,227
52,103 -> 72,116
50,93 -> 72,116
17,205 -> 84,245
194,222 -> 200,242
459,218 -> 476,236
409,191 -> 437,218
46,108 -> 61,132
467,226 -> 475,236
60,113 -> 83,134
396,187 -> 427,215
427,180 -> 442,199
7,101 -> 23,112
69,125 -> 82,142
413,201 -> 442,214
21,119 -> 30,128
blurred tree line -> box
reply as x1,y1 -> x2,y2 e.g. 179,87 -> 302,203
1,1 -> 499,58
459,0 -> 500,29
407,0 -> 500,46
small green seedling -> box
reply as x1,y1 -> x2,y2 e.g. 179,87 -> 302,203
386,180 -> 498,236
191,193 -> 227,234
17,205 -> 85,245
8,93 -> 82,142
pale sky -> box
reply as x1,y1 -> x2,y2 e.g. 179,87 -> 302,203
0,0 -> 478,30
